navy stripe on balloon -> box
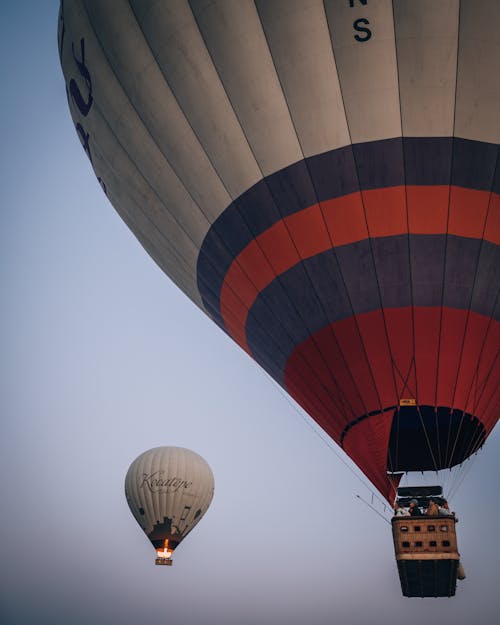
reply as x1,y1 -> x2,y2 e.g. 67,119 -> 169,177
197,137 -> 499,325
244,235 -> 499,384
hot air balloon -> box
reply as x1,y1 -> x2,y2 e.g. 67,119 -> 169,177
125,447 -> 214,565
59,0 -> 499,594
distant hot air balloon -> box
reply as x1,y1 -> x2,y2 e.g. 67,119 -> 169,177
125,447 -> 214,565
59,0 -> 499,505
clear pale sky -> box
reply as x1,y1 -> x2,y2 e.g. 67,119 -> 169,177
1,3 -> 499,625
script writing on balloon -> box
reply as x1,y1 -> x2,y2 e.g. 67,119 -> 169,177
139,471 -> 194,494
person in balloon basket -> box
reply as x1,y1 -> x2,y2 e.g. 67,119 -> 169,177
408,499 -> 422,516
425,498 -> 440,516
393,501 -> 410,517
438,499 -> 458,521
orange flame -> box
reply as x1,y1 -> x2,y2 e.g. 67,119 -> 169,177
156,539 -> 173,559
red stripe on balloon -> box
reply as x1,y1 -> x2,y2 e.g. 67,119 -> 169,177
341,408 -> 397,502
220,186 -> 498,350
284,307 -> 497,428
283,307 -> 498,497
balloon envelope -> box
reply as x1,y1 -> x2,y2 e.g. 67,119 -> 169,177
59,0 -> 499,501
125,447 -> 214,563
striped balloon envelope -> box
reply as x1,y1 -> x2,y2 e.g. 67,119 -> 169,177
59,0 -> 499,502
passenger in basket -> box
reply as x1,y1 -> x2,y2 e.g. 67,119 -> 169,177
408,499 -> 422,516
426,498 -> 440,516
438,499 -> 457,520
394,501 -> 410,517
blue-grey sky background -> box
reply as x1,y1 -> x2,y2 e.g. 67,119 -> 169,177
1,3 -> 499,625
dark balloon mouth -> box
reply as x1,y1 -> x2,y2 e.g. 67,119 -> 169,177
339,403 -> 486,473
387,405 -> 485,472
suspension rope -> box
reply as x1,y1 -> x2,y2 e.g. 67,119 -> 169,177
447,452 -> 481,502
266,372 -> 393,510
355,494 -> 392,525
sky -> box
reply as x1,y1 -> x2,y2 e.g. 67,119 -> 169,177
1,3 -> 499,625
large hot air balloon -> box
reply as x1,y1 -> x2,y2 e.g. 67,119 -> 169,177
125,447 -> 214,565
58,0 -> 499,505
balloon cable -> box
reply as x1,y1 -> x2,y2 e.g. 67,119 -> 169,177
355,494 -> 391,525
267,374 -> 392,511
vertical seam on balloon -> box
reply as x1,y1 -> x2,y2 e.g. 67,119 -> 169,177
186,450 -> 198,535
57,1 -> 65,63
138,453 -> 148,535
473,339 -> 500,421
129,457 -> 138,530
196,456 -> 209,533
253,0 -> 374,425
446,151 -> 500,467
189,452 -> 198,536
198,455 -> 206,529
174,448 -> 180,537
204,462 -> 215,530
181,449 -> 188,536
155,447 -> 163,533
141,453 -> 151,534
132,456 -> 142,531
447,368 -> 496,498
447,372 -> 499,500
454,310 -> 499,465
203,459 -> 214,531
134,455 -> 143,531
391,0 -> 411,474
472,321 -> 500,414
477,375 -> 500,432
190,453 -> 198,536
170,448 -> 177,538
447,315 -> 498,485
473,367 -> 499,433
147,450 -> 155,536
393,2 -> 441,477
177,448 -> 185,537
440,0 -> 463,470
